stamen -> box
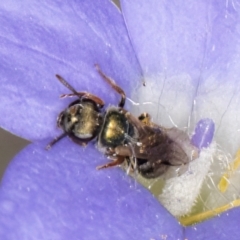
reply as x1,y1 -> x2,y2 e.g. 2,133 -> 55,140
179,199 -> 240,226
218,149 -> 240,193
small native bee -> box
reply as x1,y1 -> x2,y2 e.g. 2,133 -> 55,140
125,113 -> 199,178
46,65 -> 136,169
47,65 -> 198,178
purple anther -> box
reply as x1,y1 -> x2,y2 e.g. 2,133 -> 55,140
191,118 -> 215,150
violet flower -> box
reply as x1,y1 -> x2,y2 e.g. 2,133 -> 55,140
0,0 -> 239,239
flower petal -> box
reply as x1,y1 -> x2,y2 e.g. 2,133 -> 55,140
121,0 -> 213,129
122,0 -> 240,154
185,208 -> 240,240
122,0 -> 240,238
121,0 -> 212,76
0,140 -> 182,239
0,0 -> 141,141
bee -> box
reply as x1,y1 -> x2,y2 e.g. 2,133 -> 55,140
47,65 -> 198,178
46,65 -> 136,169
124,113 -> 199,178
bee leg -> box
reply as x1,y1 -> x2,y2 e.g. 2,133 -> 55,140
95,64 -> 126,108
114,145 -> 133,157
138,113 -> 161,128
96,156 -> 125,170
139,162 -> 169,179
138,113 -> 151,126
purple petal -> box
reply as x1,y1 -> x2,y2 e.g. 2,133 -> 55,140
121,0 -> 240,76
1,0 -> 240,239
121,0 -> 211,76
122,0 -> 240,238
121,0 -> 214,128
121,0 -> 240,138
185,208 -> 240,240
191,118 -> 215,149
0,140 -> 182,239
0,0 -> 141,141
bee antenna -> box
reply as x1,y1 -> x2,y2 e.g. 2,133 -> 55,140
55,74 -> 79,95
45,132 -> 68,150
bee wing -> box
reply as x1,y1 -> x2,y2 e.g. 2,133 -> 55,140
133,125 -> 199,179
165,127 -> 199,164
134,126 -> 191,164
161,164 -> 190,180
